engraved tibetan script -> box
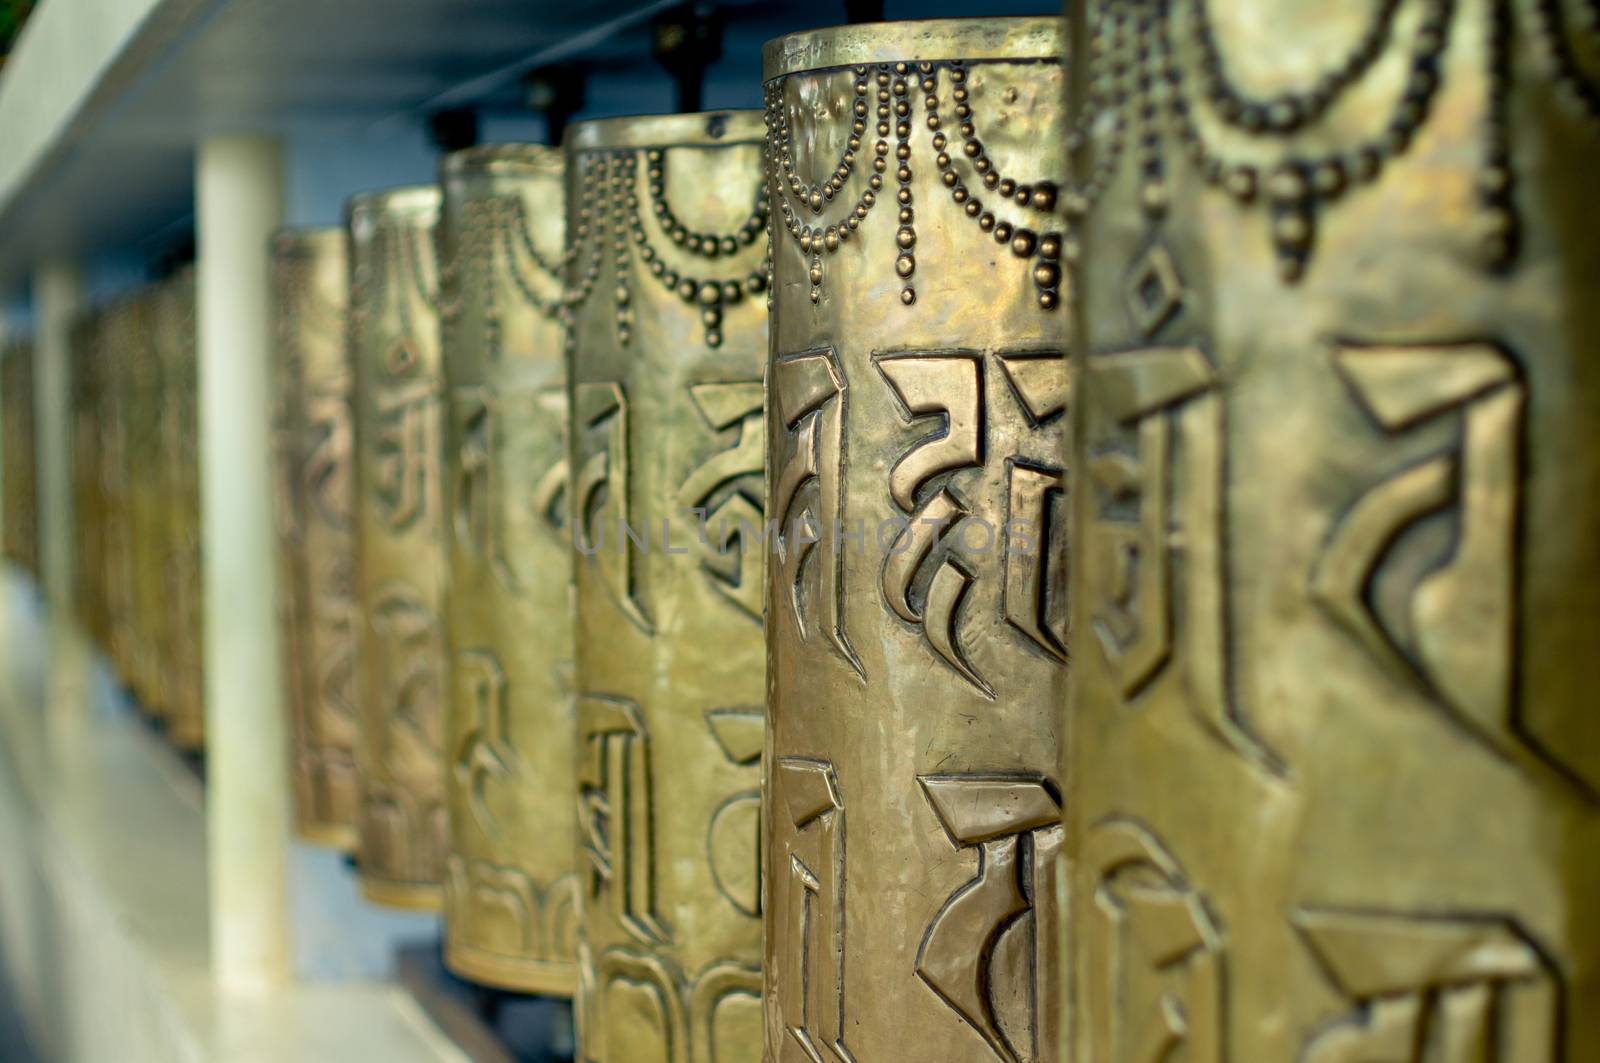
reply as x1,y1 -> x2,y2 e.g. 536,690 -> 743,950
1308,343 -> 1587,789
1079,820 -> 1222,1063
1296,909 -> 1558,1062
1084,345 -> 1274,768
578,694 -> 665,944
680,381 -> 765,621
772,349 -> 859,674
575,381 -> 650,630
452,648 -> 513,838
373,380 -> 439,532
772,757 -> 854,1063
916,774 -> 1061,1063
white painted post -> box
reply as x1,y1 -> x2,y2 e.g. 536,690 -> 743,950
195,136 -> 291,993
32,261 -> 81,623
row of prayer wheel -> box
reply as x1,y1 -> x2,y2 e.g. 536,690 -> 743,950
69,276 -> 206,748
60,9 -> 1600,1058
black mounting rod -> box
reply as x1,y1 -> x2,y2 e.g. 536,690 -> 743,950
653,3 -> 723,114
844,0 -> 886,22
526,64 -> 587,145
428,107 -> 481,154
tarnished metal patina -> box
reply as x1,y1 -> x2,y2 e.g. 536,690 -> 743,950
153,271 -> 204,750
95,301 -> 137,681
273,229 -> 357,845
761,18 -> 1068,1063
348,186 -> 449,909
1062,1 -> 1600,1057
70,315 -> 103,640
2,337 -> 38,578
565,111 -> 769,1062
439,145 -> 580,993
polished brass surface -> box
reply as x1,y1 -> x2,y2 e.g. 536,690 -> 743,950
348,186 -> 449,909
123,291 -> 170,717
97,301 -> 137,683
761,19 -> 1068,1063
565,111 -> 768,1062
2,338 -> 38,578
438,145 -> 580,994
1062,1 -> 1600,1056
153,272 -> 204,750
273,229 -> 358,847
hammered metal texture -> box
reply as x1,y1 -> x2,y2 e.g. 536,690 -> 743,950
348,186 -> 449,910
565,111 -> 769,1063
153,271 -> 204,750
761,18 -> 1069,1063
2,338 -> 38,578
1062,0 -> 1600,1057
438,144 -> 581,994
273,229 -> 358,848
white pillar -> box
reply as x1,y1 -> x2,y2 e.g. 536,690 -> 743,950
32,261 -> 81,622
196,136 -> 291,993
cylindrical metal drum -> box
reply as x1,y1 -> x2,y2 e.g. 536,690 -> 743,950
761,19 -> 1068,1063
99,301 -> 136,681
348,186 -> 449,909
565,111 -> 769,1062
1062,1 -> 1600,1056
439,145 -> 580,993
273,229 -> 358,846
71,315 -> 102,640
154,272 -> 204,749
124,292 -> 170,715
2,338 -> 38,578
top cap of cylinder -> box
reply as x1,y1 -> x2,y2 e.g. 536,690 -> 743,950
441,143 -> 563,178
762,16 -> 1063,81
563,110 -> 766,152
271,225 -> 343,254
344,184 -> 441,221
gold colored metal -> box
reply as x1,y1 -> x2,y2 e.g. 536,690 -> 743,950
124,291 -> 171,717
564,111 -> 769,1062
71,313 -> 103,640
272,229 -> 359,848
97,300 -> 137,683
1061,1 -> 1600,1057
2,337 -> 38,578
762,19 -> 1069,1063
153,272 -> 204,750
348,186 -> 449,910
438,145 -> 580,994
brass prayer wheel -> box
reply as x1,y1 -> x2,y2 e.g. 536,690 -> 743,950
761,19 -> 1068,1063
348,186 -> 449,909
438,145 -> 580,993
98,300 -> 137,682
565,111 -> 769,1062
124,291 -> 170,716
2,337 -> 38,578
153,272 -> 204,750
71,315 -> 103,640
1062,1 -> 1600,1056
273,229 -> 359,847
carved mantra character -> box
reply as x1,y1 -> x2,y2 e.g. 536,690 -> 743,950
680,381 -> 765,620
585,948 -> 763,1063
1079,820 -> 1223,1063
772,349 -> 860,675
303,388 -> 353,531
770,757 -> 855,1063
574,380 -> 651,631
373,379 -> 440,532
1309,342 -> 1592,792
705,708 -> 763,919
1084,344 -> 1276,770
915,774 -> 1062,1063
369,584 -> 444,775
1296,910 -> 1558,1061
578,694 -> 666,944
456,383 -> 569,593
876,349 -> 1069,695
452,648 -> 513,838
